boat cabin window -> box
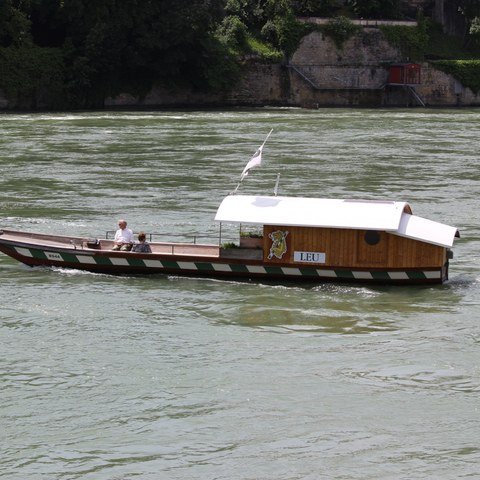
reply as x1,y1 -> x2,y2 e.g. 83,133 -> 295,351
364,230 -> 381,245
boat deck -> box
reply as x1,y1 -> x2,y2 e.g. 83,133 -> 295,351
149,243 -> 220,257
0,230 -> 222,258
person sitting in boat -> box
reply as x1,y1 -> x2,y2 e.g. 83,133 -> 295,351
131,232 -> 152,253
112,219 -> 134,251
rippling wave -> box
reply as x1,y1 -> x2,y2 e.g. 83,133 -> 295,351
1,109 -> 480,479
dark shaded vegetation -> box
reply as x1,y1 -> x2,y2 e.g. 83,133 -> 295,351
0,0 -> 479,108
431,59 -> 480,93
381,11 -> 480,94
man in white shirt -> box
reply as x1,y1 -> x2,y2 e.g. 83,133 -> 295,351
112,219 -> 134,250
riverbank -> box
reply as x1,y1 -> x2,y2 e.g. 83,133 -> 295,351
1,28 -> 479,110
103,29 -> 480,109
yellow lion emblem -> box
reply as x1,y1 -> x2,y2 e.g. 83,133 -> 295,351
268,230 -> 289,260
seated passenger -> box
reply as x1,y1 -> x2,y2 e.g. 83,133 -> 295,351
112,219 -> 134,251
131,232 -> 152,253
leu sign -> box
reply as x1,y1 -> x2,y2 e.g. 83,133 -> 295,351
294,251 -> 326,264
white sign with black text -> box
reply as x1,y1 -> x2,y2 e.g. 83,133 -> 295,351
294,251 -> 326,264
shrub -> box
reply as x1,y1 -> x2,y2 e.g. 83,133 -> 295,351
240,231 -> 263,238
274,12 -> 315,57
0,46 -> 65,107
322,16 -> 361,48
431,60 -> 480,94
380,12 -> 428,60
217,15 -> 249,50
222,242 -> 238,249
246,36 -> 283,61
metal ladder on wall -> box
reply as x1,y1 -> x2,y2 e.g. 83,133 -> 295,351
405,85 -> 425,107
287,64 -> 321,90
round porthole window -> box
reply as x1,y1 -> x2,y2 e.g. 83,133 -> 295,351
364,230 -> 380,245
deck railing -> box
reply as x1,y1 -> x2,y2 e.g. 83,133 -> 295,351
105,223 -> 242,247
105,222 -> 263,251
106,231 -> 222,244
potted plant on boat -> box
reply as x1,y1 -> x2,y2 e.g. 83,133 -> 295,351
239,230 -> 264,249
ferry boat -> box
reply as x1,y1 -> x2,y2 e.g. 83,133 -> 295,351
0,132 -> 459,285
0,194 -> 459,285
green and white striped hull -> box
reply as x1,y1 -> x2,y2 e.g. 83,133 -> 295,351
5,244 -> 444,284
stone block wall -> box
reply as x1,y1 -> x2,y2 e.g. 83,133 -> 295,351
417,64 -> 480,106
291,29 -> 400,66
1,27 -> 479,109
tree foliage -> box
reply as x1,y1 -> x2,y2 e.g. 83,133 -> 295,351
346,0 -> 401,20
0,0 -> 32,47
380,12 -> 429,60
0,46 -> 65,107
290,0 -> 338,17
322,16 -> 361,48
0,0 -> 232,107
0,0 -> 479,108
432,59 -> 480,93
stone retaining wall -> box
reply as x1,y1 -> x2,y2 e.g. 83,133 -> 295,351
105,28 -> 480,108
1,28 -> 479,109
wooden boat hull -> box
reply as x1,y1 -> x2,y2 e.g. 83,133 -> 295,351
0,229 -> 448,284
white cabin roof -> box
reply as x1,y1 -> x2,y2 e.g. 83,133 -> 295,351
215,195 -> 410,230
214,195 -> 458,248
396,213 -> 458,248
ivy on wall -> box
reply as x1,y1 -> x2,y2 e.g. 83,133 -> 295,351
431,60 -> 480,93
322,16 -> 361,49
380,23 -> 428,61
0,47 -> 65,108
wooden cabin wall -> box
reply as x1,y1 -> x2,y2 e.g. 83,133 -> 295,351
263,225 -> 446,269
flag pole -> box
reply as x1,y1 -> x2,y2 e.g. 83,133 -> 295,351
260,128 -> 273,150
232,129 -> 273,194
274,173 -> 280,196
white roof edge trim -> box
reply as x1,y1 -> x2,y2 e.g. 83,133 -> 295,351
214,195 -> 410,231
395,213 -> 458,248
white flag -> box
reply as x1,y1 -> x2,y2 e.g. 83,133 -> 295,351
239,129 -> 273,181
240,146 -> 263,180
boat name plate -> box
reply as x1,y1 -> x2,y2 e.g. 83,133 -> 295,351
294,251 -> 326,264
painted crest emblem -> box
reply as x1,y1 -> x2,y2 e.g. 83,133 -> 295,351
268,230 -> 289,260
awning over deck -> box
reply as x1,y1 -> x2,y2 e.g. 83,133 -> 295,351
214,195 -> 458,248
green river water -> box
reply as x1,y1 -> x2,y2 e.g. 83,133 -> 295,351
0,108 -> 479,479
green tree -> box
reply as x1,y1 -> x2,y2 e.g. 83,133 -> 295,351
57,0 -> 229,104
323,16 -> 361,48
0,0 -> 32,47
346,0 -> 401,20
290,0 -> 338,16
458,0 -> 480,45
217,15 -> 249,49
